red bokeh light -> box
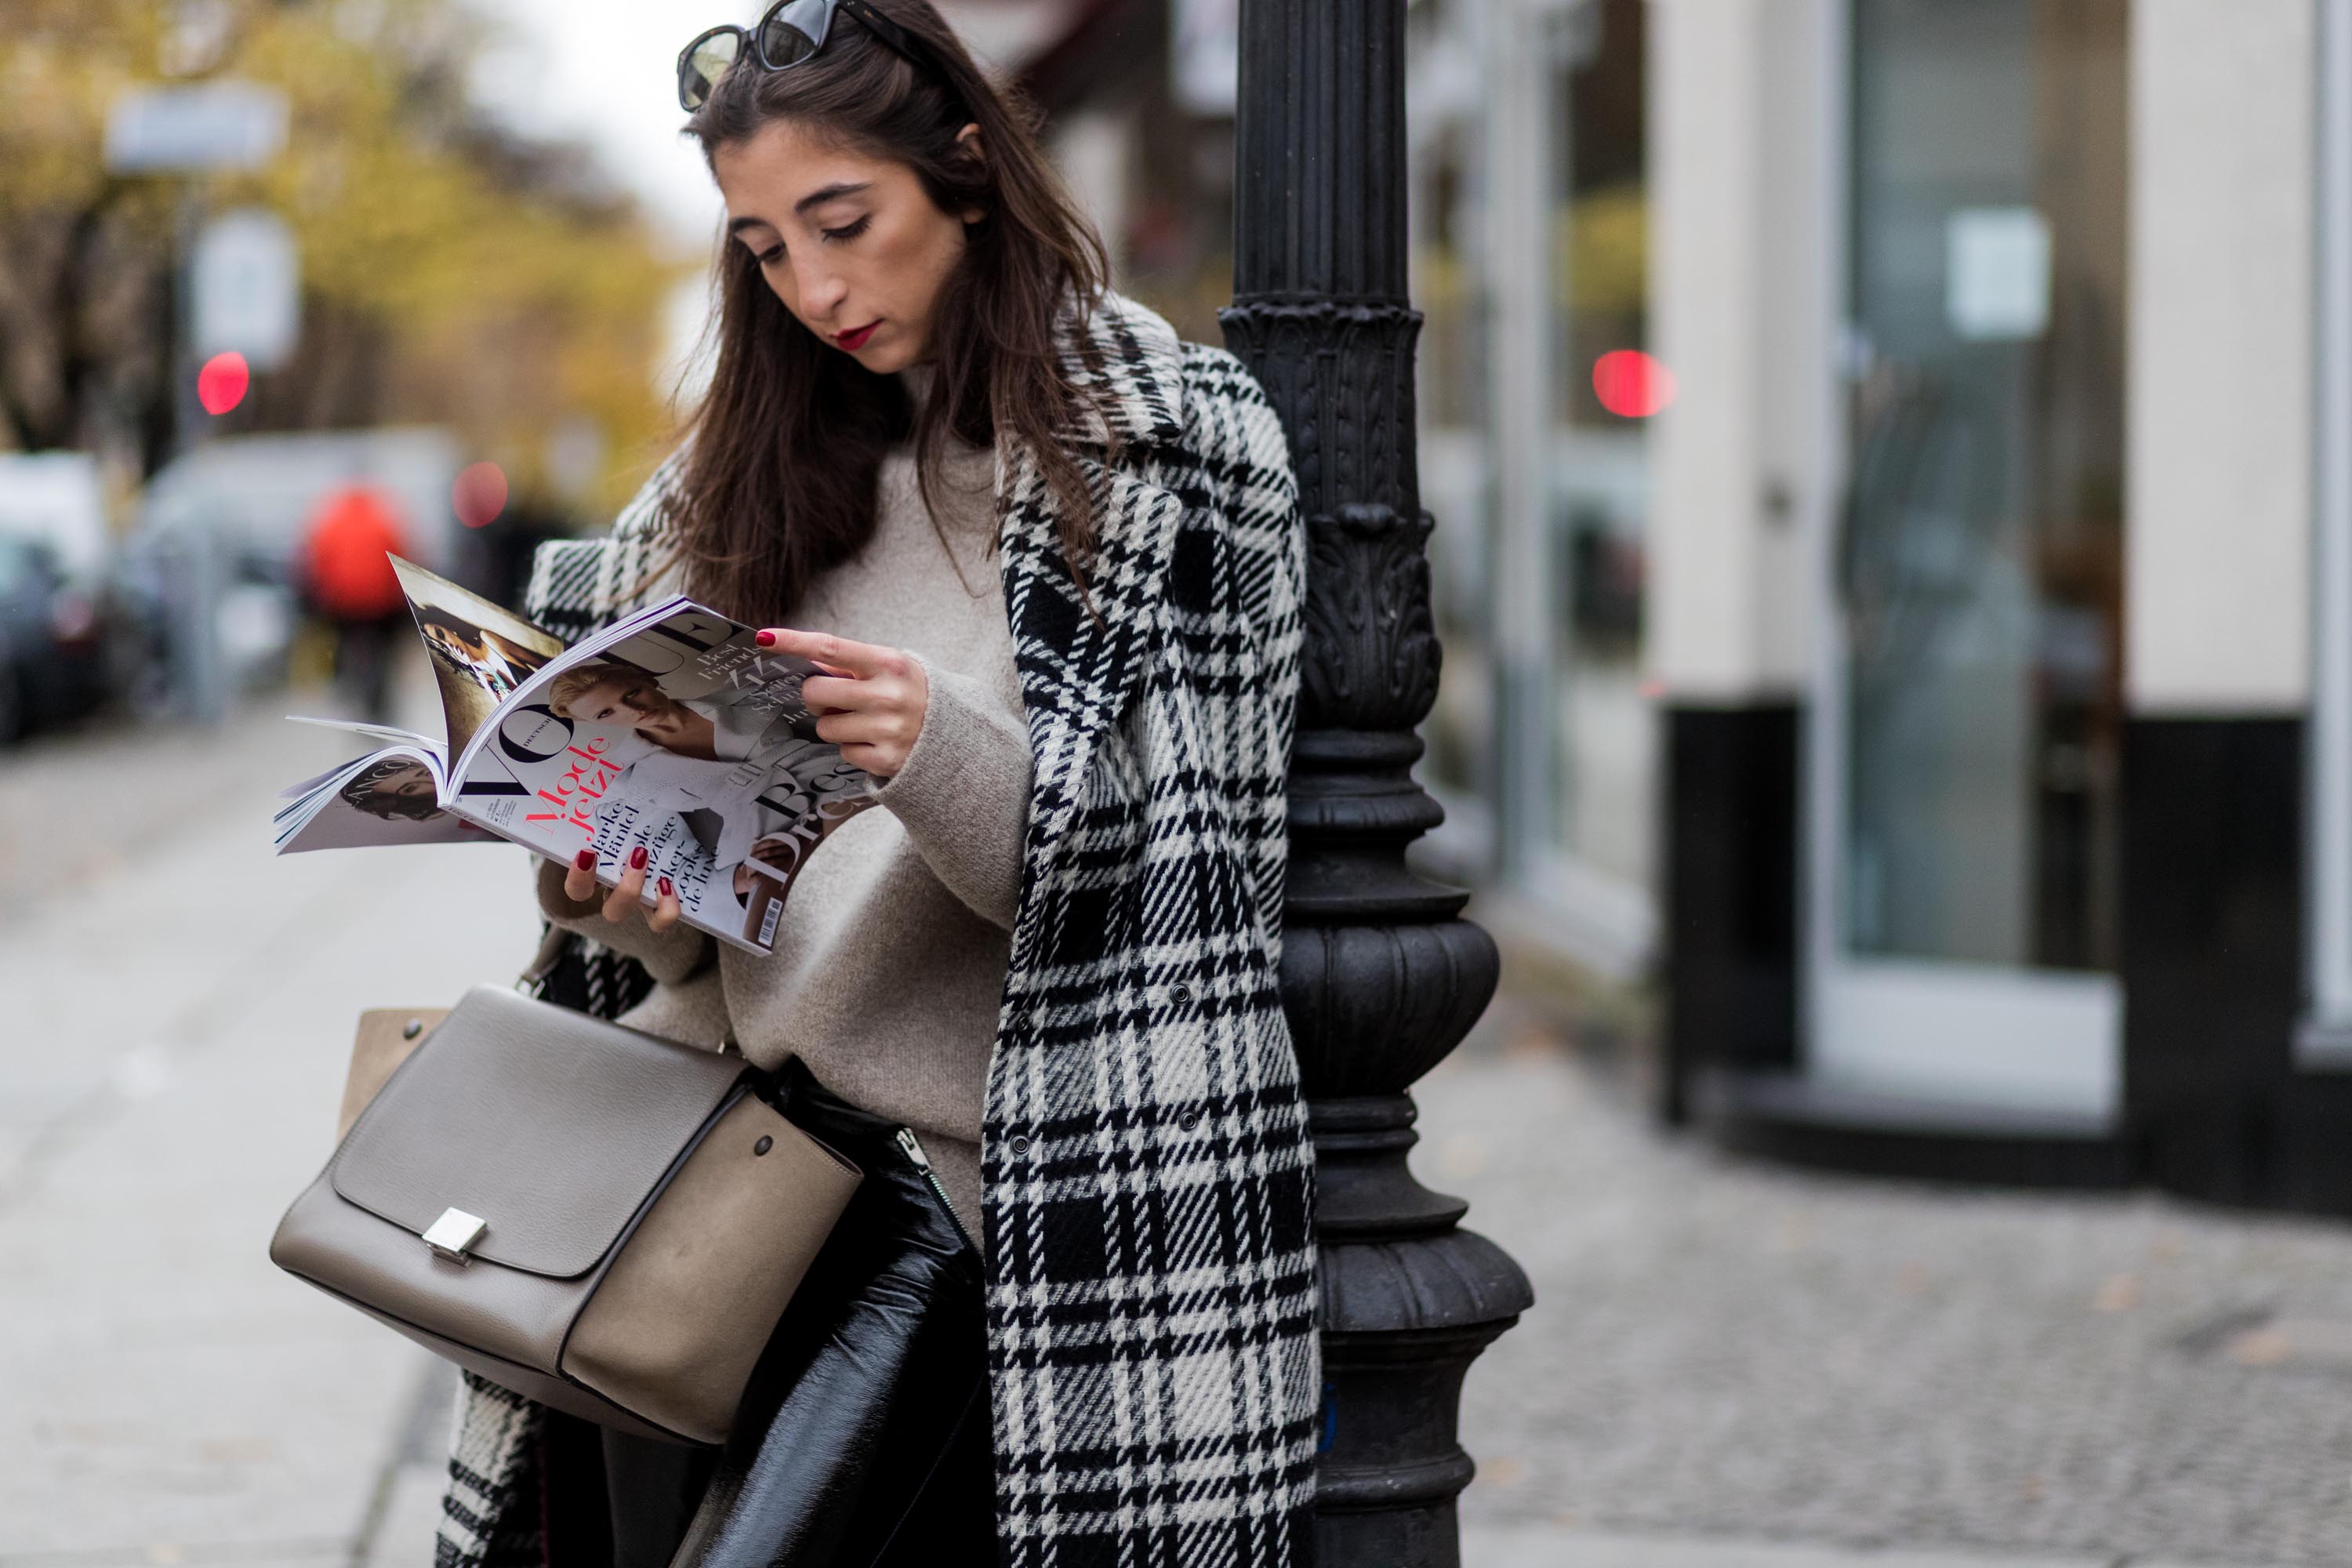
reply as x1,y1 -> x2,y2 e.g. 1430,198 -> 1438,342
453,462 -> 509,528
1592,349 -> 1675,419
197,352 -> 249,416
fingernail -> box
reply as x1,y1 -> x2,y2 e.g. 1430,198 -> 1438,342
629,844 -> 648,870
755,630 -> 776,647
574,849 -> 595,870
658,875 -> 674,897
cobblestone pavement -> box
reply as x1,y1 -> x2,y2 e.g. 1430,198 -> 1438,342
1,688 -> 2340,1566
1435,980 -> 2352,1566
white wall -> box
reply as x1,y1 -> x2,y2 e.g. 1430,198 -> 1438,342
1646,0 -> 1832,702
2127,0 -> 2317,714
1646,0 -> 1765,701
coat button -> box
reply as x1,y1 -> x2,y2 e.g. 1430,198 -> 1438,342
1011,1135 -> 1031,1156
1172,984 -> 1192,1004
401,1018 -> 424,1040
1178,1111 -> 1200,1131
753,1135 -> 774,1156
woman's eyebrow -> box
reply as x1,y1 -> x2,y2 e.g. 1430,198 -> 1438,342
793,180 -> 871,215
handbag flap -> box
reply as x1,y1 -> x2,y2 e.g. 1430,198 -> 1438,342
330,984 -> 746,1279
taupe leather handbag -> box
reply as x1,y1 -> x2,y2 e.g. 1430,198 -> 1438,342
269,983 -> 862,1446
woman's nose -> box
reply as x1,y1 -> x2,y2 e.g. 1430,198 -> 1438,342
797,266 -> 849,319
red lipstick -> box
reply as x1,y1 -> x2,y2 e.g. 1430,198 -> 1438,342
835,321 -> 880,351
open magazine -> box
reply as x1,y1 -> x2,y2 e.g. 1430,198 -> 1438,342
274,559 -> 877,953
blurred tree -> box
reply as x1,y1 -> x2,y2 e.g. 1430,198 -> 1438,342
0,0 -> 684,517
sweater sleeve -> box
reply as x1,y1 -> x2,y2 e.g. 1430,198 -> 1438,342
532,855 -> 716,985
867,652 -> 1032,931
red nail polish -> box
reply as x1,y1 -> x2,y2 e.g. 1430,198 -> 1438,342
755,629 -> 776,647
629,844 -> 648,870
658,875 -> 673,897
575,848 -> 595,870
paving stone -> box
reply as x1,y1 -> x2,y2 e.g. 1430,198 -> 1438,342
1431,985 -> 2352,1567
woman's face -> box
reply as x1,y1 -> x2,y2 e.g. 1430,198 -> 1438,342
711,118 -> 985,374
573,679 -> 670,731
376,760 -> 435,800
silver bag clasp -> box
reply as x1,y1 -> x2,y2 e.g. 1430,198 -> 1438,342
423,1207 -> 488,1265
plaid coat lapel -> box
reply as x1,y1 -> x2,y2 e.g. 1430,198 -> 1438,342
993,298 -> 1191,885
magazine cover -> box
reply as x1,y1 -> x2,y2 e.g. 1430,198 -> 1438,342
445,599 -> 879,951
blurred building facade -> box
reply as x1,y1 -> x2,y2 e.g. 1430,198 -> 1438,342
1649,0 -> 2352,1217
1036,0 -> 2352,1217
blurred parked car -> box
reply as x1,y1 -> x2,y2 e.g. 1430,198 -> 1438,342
0,535 -> 107,743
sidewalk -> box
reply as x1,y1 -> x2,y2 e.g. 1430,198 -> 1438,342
0,700 -> 529,1565
1431,993 -> 2351,1568
1460,1529 -> 2291,1568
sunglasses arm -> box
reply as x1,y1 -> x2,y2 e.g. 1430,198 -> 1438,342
837,0 -> 946,78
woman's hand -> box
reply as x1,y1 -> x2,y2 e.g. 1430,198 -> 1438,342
756,628 -> 928,778
563,844 -> 684,932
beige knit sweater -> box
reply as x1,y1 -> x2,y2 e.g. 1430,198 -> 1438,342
533,366 -> 1024,1251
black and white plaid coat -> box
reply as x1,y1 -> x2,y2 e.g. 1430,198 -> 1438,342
437,292 -> 1321,1568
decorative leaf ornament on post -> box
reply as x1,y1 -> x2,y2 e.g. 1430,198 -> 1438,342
1220,2 -> 1536,1563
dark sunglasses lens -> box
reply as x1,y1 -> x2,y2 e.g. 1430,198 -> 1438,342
680,28 -> 742,110
759,0 -> 831,67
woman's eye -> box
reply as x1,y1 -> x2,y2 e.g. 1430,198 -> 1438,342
822,216 -> 870,244
755,243 -> 786,266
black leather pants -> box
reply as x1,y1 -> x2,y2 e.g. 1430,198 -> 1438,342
592,1057 -> 996,1567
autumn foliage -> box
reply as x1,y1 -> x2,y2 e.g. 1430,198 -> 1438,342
0,0 -> 684,516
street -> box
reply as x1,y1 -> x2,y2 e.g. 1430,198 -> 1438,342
1,691 -> 2346,1566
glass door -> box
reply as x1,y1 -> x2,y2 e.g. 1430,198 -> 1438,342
1808,0 -> 2129,1116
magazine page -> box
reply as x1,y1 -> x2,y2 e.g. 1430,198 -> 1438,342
389,557 -> 568,758
274,746 -> 492,854
283,714 -> 444,752
447,599 -> 878,953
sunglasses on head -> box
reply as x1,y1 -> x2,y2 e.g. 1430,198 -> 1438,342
678,0 -> 943,113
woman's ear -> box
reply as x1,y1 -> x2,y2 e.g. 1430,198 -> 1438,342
955,122 -> 989,226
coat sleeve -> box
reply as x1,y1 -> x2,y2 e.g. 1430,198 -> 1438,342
523,445 -> 692,637
1187,348 -> 1306,967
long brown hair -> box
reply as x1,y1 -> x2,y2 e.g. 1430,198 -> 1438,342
667,0 -> 1115,622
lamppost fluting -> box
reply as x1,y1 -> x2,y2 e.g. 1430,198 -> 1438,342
1219,2 -> 1537,1564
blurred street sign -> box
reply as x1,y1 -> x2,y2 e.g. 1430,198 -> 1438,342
1946,207 -> 2053,341
105,82 -> 288,173
192,209 -> 301,372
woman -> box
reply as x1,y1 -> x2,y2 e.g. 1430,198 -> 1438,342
438,3 -> 1318,1565
546,658 -> 824,770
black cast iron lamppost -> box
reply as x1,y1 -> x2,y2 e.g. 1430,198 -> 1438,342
1219,2 -> 1537,1563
